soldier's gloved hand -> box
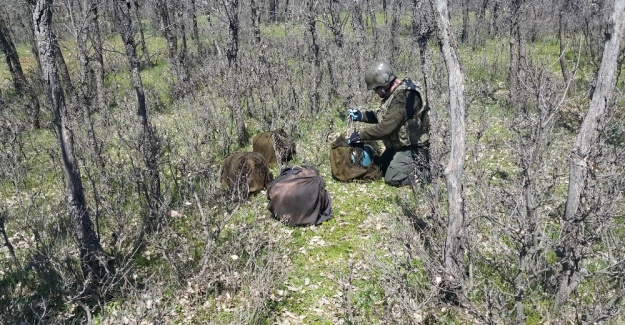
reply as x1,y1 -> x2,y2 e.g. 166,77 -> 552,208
347,132 -> 362,145
348,108 -> 363,121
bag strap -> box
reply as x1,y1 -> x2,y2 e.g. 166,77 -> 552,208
403,78 -> 429,121
403,78 -> 418,119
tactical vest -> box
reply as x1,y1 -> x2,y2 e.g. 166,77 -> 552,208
376,78 -> 429,149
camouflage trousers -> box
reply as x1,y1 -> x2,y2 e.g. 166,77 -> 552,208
379,144 -> 430,187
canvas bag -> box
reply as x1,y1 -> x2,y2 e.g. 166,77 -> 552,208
220,152 -> 273,200
330,134 -> 382,182
252,129 -> 296,167
266,166 -> 333,226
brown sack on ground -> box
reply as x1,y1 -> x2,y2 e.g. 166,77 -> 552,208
252,129 -> 296,167
267,166 -> 333,226
220,152 -> 273,201
330,134 -> 382,182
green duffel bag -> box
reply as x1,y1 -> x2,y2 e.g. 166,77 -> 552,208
252,129 -> 296,167
330,134 -> 382,182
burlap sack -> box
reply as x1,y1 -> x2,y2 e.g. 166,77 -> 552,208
252,129 -> 296,167
220,152 -> 273,201
330,135 -> 382,182
266,166 -> 333,226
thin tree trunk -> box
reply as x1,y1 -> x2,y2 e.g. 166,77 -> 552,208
132,0 -> 151,67
328,0 -> 344,48
461,0 -> 469,43
367,0 -> 378,39
0,15 -> 27,93
558,7 -> 571,84
33,0 -> 105,282
189,0 -> 203,54
0,209 -> 21,270
117,0 -> 163,232
251,0 -> 262,44
352,0 -> 365,71
490,0 -> 499,36
0,13 -> 41,129
508,0 -> 522,102
307,0 -> 321,114
390,0 -> 401,62
432,0 -> 467,295
224,0 -> 248,147
50,31 -> 75,101
90,1 -> 107,112
555,0 -> 625,309
269,0 -> 277,22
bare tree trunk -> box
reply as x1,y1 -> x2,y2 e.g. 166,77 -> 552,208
390,0 -> 401,63
155,0 -> 189,86
327,0 -> 345,48
558,6 -> 571,84
352,0 -> 366,72
132,0 -> 151,67
490,0 -> 499,36
224,0 -> 248,147
251,0 -> 262,43
90,1 -> 107,112
33,0 -> 105,282
367,0 -> 378,39
116,0 -> 163,232
269,0 -> 277,22
0,208 -> 20,270
555,0 -> 625,309
432,0 -> 467,295
50,30 -> 75,101
307,0 -> 321,114
508,0 -> 523,101
187,0 -> 203,54
460,0 -> 469,43
0,15 -> 27,93
0,13 -> 41,129
71,0 -> 107,179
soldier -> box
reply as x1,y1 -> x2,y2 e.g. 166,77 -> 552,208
347,60 -> 430,186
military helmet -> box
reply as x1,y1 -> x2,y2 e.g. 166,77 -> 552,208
364,61 -> 395,90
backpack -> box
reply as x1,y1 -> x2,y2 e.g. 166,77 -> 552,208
330,134 -> 382,182
220,152 -> 273,201
266,166 -> 333,226
252,129 -> 296,167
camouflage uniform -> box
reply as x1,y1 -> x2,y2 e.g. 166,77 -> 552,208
359,79 -> 430,186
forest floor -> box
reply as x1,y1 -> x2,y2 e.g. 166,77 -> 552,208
259,169 -> 412,324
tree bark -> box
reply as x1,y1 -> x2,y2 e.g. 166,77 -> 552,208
558,5 -> 572,84
328,0 -> 344,48
508,0 -> 523,101
432,0 -> 467,293
155,0 -> 188,85
307,0 -> 321,113
390,0 -> 401,62
0,12 -> 41,129
460,0 -> 469,43
352,0 -> 366,71
269,0 -> 277,22
251,0 -> 262,44
116,0 -> 163,232
0,15 -> 27,93
33,0 -> 105,282
224,0 -> 248,147
89,1 -> 107,113
189,0 -> 202,54
556,0 -> 625,309
132,0 -> 151,67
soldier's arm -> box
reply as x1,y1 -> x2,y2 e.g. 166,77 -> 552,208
360,111 -> 379,123
359,102 -> 407,141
